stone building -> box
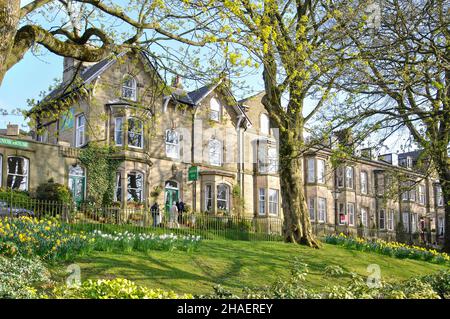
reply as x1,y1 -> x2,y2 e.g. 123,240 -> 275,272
0,50 -> 445,245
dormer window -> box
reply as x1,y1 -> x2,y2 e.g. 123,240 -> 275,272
399,156 -> 413,169
210,98 -> 221,121
122,75 -> 137,101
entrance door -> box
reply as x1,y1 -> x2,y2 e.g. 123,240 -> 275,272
68,165 -> 85,206
164,181 -> 179,214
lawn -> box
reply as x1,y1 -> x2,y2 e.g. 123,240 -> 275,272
64,240 -> 449,295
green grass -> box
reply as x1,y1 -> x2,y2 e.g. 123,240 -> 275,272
58,240 -> 449,295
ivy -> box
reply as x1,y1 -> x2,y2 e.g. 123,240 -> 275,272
79,143 -> 123,207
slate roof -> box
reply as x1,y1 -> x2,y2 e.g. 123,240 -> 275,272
174,84 -> 215,106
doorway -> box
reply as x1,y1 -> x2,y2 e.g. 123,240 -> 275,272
164,181 -> 179,214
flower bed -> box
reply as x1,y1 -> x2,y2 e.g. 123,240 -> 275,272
325,233 -> 450,265
91,230 -> 202,252
0,216 -> 92,261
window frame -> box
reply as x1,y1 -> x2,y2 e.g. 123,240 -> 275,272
127,171 -> 144,202
418,185 -> 426,205
361,207 -> 368,227
336,167 -> 344,188
345,166 -> 354,189
216,183 -> 230,212
6,156 -> 29,191
317,159 -> 326,184
360,171 -> 368,194
115,172 -> 122,202
205,184 -> 213,212
435,185 -> 444,207
387,209 -> 394,231
347,202 -> 355,226
127,117 -> 144,149
268,188 -> 279,216
209,97 -> 221,122
114,117 -> 124,146
122,75 -> 137,101
379,209 -> 386,230
75,113 -> 86,147
259,188 -> 266,216
209,138 -> 223,166
307,158 -> 315,183
308,197 -> 315,221
402,212 -> 410,233
318,197 -> 327,223
165,129 -> 180,159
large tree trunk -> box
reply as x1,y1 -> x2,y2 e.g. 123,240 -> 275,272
0,0 -> 20,85
278,129 -> 320,248
436,164 -> 450,253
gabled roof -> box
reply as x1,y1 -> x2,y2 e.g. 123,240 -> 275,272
174,83 -> 218,106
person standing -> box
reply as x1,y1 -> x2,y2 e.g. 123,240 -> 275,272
178,200 -> 185,224
170,201 -> 179,228
151,202 -> 160,227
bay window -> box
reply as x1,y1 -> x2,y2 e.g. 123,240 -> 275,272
115,172 -> 122,202
205,184 -> 213,212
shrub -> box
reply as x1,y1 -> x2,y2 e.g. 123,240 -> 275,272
51,278 -> 193,299
35,179 -> 72,203
420,270 -> 450,299
0,255 -> 51,299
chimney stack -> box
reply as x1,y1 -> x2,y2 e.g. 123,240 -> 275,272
171,75 -> 183,89
6,123 -> 19,136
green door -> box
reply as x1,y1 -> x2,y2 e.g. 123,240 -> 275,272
164,189 -> 179,214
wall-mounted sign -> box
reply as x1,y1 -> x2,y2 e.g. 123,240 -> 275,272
0,137 -> 30,149
188,166 -> 199,181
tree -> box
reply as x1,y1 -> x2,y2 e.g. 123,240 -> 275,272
185,0 -> 369,247
0,0 -> 219,86
331,0 -> 450,251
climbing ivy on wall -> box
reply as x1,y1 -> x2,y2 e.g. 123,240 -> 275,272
79,143 -> 123,206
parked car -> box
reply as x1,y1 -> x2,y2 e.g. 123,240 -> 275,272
0,201 -> 35,217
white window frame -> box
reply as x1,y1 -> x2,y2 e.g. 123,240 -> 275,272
127,117 -> 144,149
165,129 -> 180,159
216,183 -> 230,212
318,197 -> 327,223
409,183 -> 416,202
308,198 -> 315,221
361,207 -> 368,227
127,171 -> 144,202
347,202 -> 355,226
307,158 -> 315,183
411,213 -> 418,233
317,159 -> 325,184
114,117 -> 123,146
205,184 -> 213,212
387,209 -> 394,231
75,113 -> 86,147
268,189 -> 279,216
122,75 -> 137,101
379,209 -> 386,230
209,138 -> 222,166
6,156 -> 29,191
346,166 -> 354,189
360,171 -> 368,194
260,113 -> 270,135
259,188 -> 266,216
418,185 -> 426,205
209,97 -> 221,121
436,185 -> 444,207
